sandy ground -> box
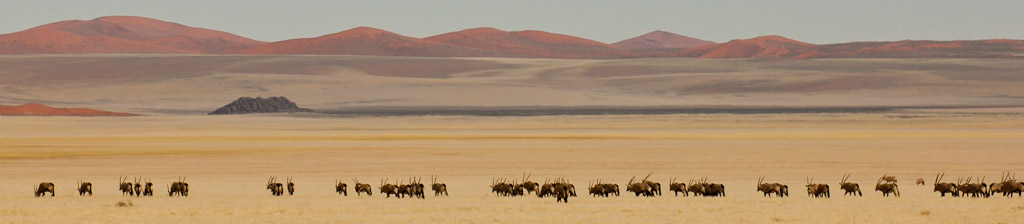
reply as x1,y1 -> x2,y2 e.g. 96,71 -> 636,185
1,110 -> 1023,223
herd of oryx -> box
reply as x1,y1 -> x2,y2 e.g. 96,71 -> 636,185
26,172 -> 1024,203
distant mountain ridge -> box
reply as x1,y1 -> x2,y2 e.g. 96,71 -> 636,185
612,30 -> 716,50
2,16 -> 1023,58
0,16 -> 264,54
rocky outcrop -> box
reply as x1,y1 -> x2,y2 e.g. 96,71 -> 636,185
209,97 -> 313,115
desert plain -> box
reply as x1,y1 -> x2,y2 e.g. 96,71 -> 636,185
1,56 -> 1024,223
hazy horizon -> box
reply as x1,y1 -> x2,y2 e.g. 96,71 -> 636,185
2,0 -> 1024,44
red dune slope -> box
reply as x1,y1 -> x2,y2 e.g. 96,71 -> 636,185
0,103 -> 136,116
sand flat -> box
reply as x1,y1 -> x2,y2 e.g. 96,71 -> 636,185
1,111 -> 1023,223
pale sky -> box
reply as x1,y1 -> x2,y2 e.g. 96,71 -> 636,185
2,0 -> 1022,44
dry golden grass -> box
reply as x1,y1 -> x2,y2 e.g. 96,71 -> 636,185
1,110 -> 1024,223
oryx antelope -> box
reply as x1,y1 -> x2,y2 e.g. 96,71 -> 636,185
701,180 -> 726,197
875,174 -> 899,197
669,178 -> 687,196
119,176 -> 134,196
133,177 -> 142,197
168,177 -> 189,197
626,173 -> 655,197
492,178 -> 513,197
954,176 -> 987,197
602,183 -> 620,196
266,176 -> 284,196
806,177 -> 830,198
997,171 -> 1023,198
35,182 -> 55,197
353,178 -> 372,196
933,173 -> 958,197
431,175 -> 448,197
589,180 -> 607,197
409,177 -> 426,199
521,173 -> 538,195
286,177 -> 295,196
142,178 -> 154,196
77,181 -> 92,196
757,177 -> 787,197
839,173 -> 862,196
335,179 -> 348,196
380,178 -> 399,198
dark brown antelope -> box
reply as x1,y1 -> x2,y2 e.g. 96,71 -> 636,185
77,181 -> 92,196
396,179 -> 411,198
956,177 -> 973,197
959,176 -> 988,198
491,178 -> 513,197
335,179 -> 348,196
589,180 -> 608,197
143,178 -> 154,196
687,179 -> 704,196
839,173 -> 862,196
644,180 -> 661,196
168,176 -> 189,197
997,171 -> 1023,198
933,173 -> 958,197
602,183 -> 620,196
266,176 -> 284,196
626,174 -> 654,197
35,182 -> 55,197
133,177 -> 142,197
757,177 -> 785,197
380,178 -> 398,198
875,174 -> 899,197
353,178 -> 372,196
431,175 -> 448,197
700,177 -> 726,197
553,182 -> 570,203
505,178 -> 522,197
537,179 -> 553,198
669,178 -> 687,196
543,177 -> 572,202
410,177 -> 426,199
119,176 -> 134,196
806,177 -> 830,198
521,173 -> 538,195
286,177 -> 295,196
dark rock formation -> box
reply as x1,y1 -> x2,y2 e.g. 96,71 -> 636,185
209,97 -> 313,115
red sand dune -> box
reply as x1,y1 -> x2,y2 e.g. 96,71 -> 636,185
0,103 -> 136,116
2,16 -> 1024,58
677,35 -> 816,58
240,27 -> 506,57
612,30 -> 715,50
0,16 -> 263,54
425,27 -> 629,59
